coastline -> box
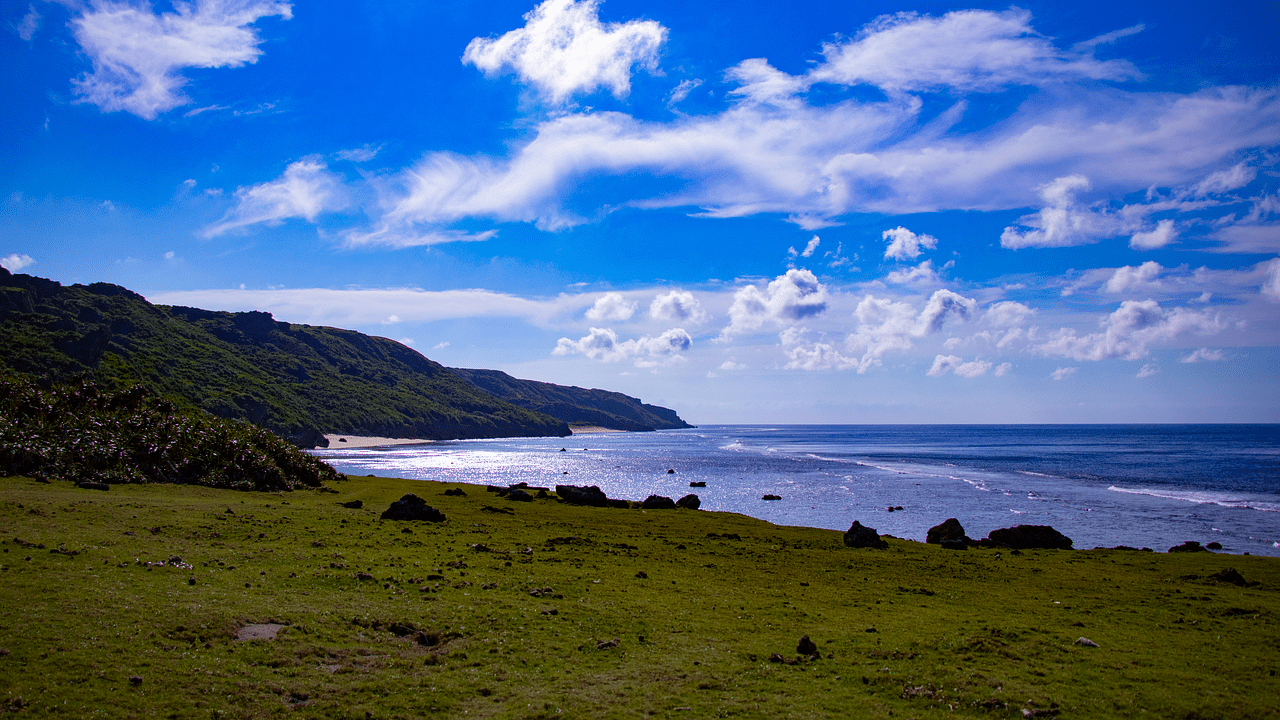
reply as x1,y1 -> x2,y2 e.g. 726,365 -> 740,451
569,425 -> 626,435
322,434 -> 434,449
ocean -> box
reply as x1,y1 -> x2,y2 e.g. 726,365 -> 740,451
310,425 -> 1280,557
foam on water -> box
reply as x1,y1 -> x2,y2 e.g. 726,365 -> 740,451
313,424 -> 1280,556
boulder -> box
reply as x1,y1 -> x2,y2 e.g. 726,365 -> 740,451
762,494 -> 782,501
940,540 -> 968,551
506,489 -> 533,502
1169,541 -> 1209,553
986,524 -> 1073,550
340,500 -> 363,509
1210,567 -> 1247,586
380,494 -> 447,522
283,428 -> 329,449
843,521 -> 888,549
555,485 -> 610,507
689,481 -> 706,487
926,518 -> 968,545
676,494 -> 701,510
641,495 -> 677,510
797,635 -> 818,657
608,498 -> 632,509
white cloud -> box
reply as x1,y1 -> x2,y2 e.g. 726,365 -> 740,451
843,289 -> 977,373
649,290 -> 709,324
783,339 -> 860,371
668,78 -> 702,106
203,159 -> 346,237
1035,300 -> 1225,362
553,326 -> 691,366
1103,261 -> 1163,293
927,354 -> 962,376
1136,362 -> 1160,378
801,235 -> 821,258
1193,163 -> 1256,196
927,354 -> 991,377
336,145 -> 382,163
809,9 -> 1140,93
1000,175 -> 1131,249
462,0 -> 665,106
882,226 -> 937,260
1051,367 -> 1077,380
719,358 -> 745,371
1181,348 -> 1225,363
721,269 -> 829,338
884,259 -> 940,285
585,292 -> 637,322
1129,219 -> 1177,250
984,301 -> 1034,327
994,362 -> 1013,376
13,4 -> 40,41
399,337 -> 415,346
70,0 -> 292,119
1263,258 -> 1280,302
432,341 -> 449,349
0,253 -> 35,271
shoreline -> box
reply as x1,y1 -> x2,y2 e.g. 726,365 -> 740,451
321,434 -> 435,449
569,425 -> 626,435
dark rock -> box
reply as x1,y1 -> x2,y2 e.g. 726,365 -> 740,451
689,481 -> 706,487
129,676 -> 143,686
555,485 -> 610,507
1169,541 -> 1209,553
843,521 -> 888,549
926,518 -> 968,545
762,494 -> 781,501
635,571 -> 648,579
797,635 -> 818,657
987,525 -> 1073,550
355,572 -> 375,581
595,638 -> 619,650
940,540 -> 968,551
667,469 -> 676,474
443,488 -> 467,497
76,481 -> 110,491
380,494 -> 447,522
768,653 -> 784,663
676,494 -> 701,510
341,500 -> 363,509
283,428 -> 329,449
608,498 -> 631,509
641,495 -> 677,510
507,489 -> 533,502
1206,541 -> 1223,550
1210,568 -> 1247,586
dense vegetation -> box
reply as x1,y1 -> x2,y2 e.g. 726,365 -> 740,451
0,269 -> 570,443
1,474 -> 1276,718
0,373 -> 339,490
450,367 -> 693,431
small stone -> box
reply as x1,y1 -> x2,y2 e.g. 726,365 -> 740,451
1074,637 -> 1100,648
129,676 -> 143,686
797,635 -> 818,656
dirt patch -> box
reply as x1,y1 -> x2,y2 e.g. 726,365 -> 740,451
235,623 -> 288,641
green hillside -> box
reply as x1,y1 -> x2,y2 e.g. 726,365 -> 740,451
0,269 -> 570,444
450,367 -> 693,431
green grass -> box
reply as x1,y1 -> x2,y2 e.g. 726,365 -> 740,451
1,474 -> 1277,719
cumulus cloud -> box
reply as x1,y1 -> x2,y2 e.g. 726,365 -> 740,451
927,354 -> 991,377
553,326 -> 691,366
809,8 -> 1140,93
1129,219 -> 1177,250
70,0 -> 291,119
721,269 -> 829,338
203,159 -> 346,237
1136,362 -> 1160,378
1263,258 -> 1280,302
1035,300 -> 1224,362
462,0 -> 665,105
882,226 -> 937,260
994,362 -> 1013,376
884,259 -> 940,285
1103,261 -> 1163,293
984,301 -> 1034,327
1000,175 -> 1128,248
585,292 -> 637,322
842,289 -> 977,373
1181,348 -> 1225,363
1051,367 -> 1077,380
0,253 -> 35,271
649,290 -> 709,324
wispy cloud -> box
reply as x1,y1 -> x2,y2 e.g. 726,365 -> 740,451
12,4 -> 40,41
70,0 -> 292,119
203,159 -> 346,237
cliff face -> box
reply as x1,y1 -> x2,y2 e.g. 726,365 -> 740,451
449,367 -> 693,432
0,269 -> 570,444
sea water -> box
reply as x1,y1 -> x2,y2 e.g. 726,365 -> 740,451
311,425 -> 1280,557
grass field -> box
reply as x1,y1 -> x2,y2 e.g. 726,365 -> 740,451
1,474 -> 1277,719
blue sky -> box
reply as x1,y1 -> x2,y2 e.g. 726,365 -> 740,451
3,0 -> 1278,423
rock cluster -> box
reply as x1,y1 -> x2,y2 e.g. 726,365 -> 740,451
380,494 -> 447,522
843,521 -> 888,549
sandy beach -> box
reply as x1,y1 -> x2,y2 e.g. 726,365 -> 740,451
569,426 -> 626,434
322,434 -> 434,449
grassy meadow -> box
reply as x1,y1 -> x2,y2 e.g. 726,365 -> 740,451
1,474 -> 1277,719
